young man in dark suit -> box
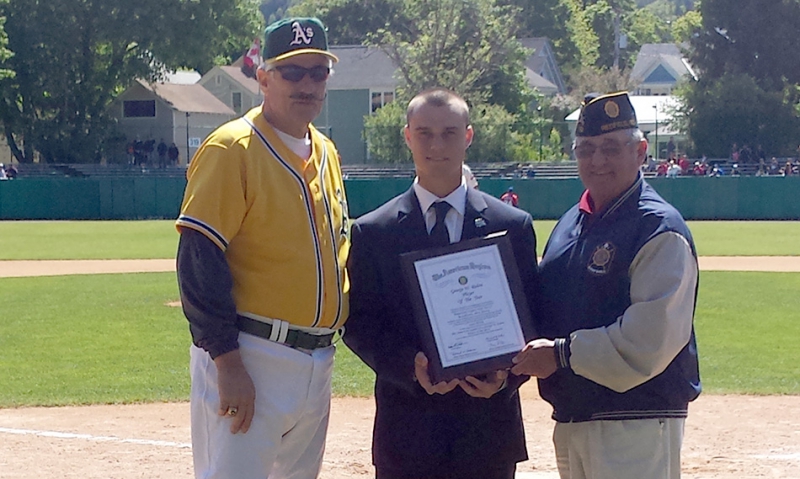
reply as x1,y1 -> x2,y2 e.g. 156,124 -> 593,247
343,88 -> 541,479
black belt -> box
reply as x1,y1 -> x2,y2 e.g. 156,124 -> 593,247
236,315 -> 335,350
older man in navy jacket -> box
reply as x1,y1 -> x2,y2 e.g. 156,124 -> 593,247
512,91 -> 701,479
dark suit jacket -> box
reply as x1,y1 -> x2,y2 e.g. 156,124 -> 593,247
343,186 -> 541,476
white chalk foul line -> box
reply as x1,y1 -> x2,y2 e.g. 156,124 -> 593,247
752,452 -> 800,461
0,426 -> 191,449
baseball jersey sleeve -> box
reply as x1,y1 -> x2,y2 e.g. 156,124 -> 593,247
177,133 -> 248,251
567,231 -> 698,393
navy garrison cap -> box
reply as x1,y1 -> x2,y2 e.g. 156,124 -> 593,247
264,17 -> 338,64
575,91 -> 638,137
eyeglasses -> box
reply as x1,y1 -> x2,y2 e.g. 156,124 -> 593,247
573,140 -> 635,161
269,64 -> 330,83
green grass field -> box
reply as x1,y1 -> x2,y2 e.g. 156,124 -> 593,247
0,270 -> 797,406
1,220 -> 799,259
0,221 -> 179,260
0,220 -> 798,407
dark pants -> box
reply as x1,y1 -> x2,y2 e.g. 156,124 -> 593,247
376,464 -> 516,479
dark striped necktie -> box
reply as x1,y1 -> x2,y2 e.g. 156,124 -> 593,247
429,201 -> 451,246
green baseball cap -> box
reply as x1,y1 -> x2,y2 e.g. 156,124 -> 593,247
576,91 -> 638,137
263,17 -> 338,64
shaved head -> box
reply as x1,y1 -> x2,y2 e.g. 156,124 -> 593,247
406,88 -> 470,126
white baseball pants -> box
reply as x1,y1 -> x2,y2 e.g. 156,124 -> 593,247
190,332 -> 335,479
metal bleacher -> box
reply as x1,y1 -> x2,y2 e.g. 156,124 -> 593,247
15,161 -> 580,180
342,162 -> 580,180
14,163 -> 187,179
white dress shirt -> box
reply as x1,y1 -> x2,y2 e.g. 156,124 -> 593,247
413,178 -> 468,244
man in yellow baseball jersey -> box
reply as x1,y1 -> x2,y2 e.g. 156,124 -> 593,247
175,17 -> 349,479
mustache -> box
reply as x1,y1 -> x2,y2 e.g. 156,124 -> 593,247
290,92 -> 327,102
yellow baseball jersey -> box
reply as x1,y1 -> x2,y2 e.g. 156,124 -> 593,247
176,106 -> 349,330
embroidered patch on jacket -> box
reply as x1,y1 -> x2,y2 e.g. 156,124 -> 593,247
587,242 -> 615,275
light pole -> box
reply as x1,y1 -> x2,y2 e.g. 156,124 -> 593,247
537,106 -> 544,160
185,112 -> 190,163
652,104 -> 658,161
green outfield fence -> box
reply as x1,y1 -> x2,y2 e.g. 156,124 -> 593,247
1,176 -> 799,220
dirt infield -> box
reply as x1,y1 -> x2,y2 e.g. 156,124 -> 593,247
1,258 -> 799,478
2,256 -> 800,278
1,390 -> 799,479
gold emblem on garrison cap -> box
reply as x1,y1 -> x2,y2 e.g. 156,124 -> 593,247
587,242 -> 616,275
604,100 -> 620,119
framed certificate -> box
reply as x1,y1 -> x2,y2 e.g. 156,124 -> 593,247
400,231 -> 535,383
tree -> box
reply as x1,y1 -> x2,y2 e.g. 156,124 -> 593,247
678,0 -> 800,158
562,0 -> 601,68
0,12 -> 12,81
690,0 -> 800,89
567,65 -> 635,101
362,101 -> 407,164
288,0 -> 407,45
625,7 -> 673,50
363,98 -> 542,164
259,0 -> 295,24
670,9 -> 702,44
498,0 -> 580,70
0,0 -> 259,163
676,74 -> 800,157
579,0 -> 639,69
370,0 -> 534,114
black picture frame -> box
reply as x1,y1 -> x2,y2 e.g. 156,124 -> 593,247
400,231 -> 535,383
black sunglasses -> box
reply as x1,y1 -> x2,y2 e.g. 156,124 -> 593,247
270,64 -> 330,83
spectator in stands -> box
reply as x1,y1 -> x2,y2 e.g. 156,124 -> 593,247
168,143 -> 179,166
133,139 -> 144,166
126,142 -> 136,166
678,154 -> 690,175
0,163 -> 7,180
739,144 -> 753,164
756,158 -> 766,176
768,157 -> 781,175
692,161 -> 706,176
157,139 -> 168,169
755,144 -> 765,164
656,160 -> 669,176
646,154 -> 656,171
782,160 -> 796,176
667,137 -> 676,158
462,164 -> 479,189
500,186 -> 519,207
730,143 -> 740,163
666,160 -> 681,178
142,139 -> 155,167
5,163 -> 17,179
730,163 -> 741,177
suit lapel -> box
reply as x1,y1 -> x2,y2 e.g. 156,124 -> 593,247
461,188 -> 490,241
395,187 -> 431,248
